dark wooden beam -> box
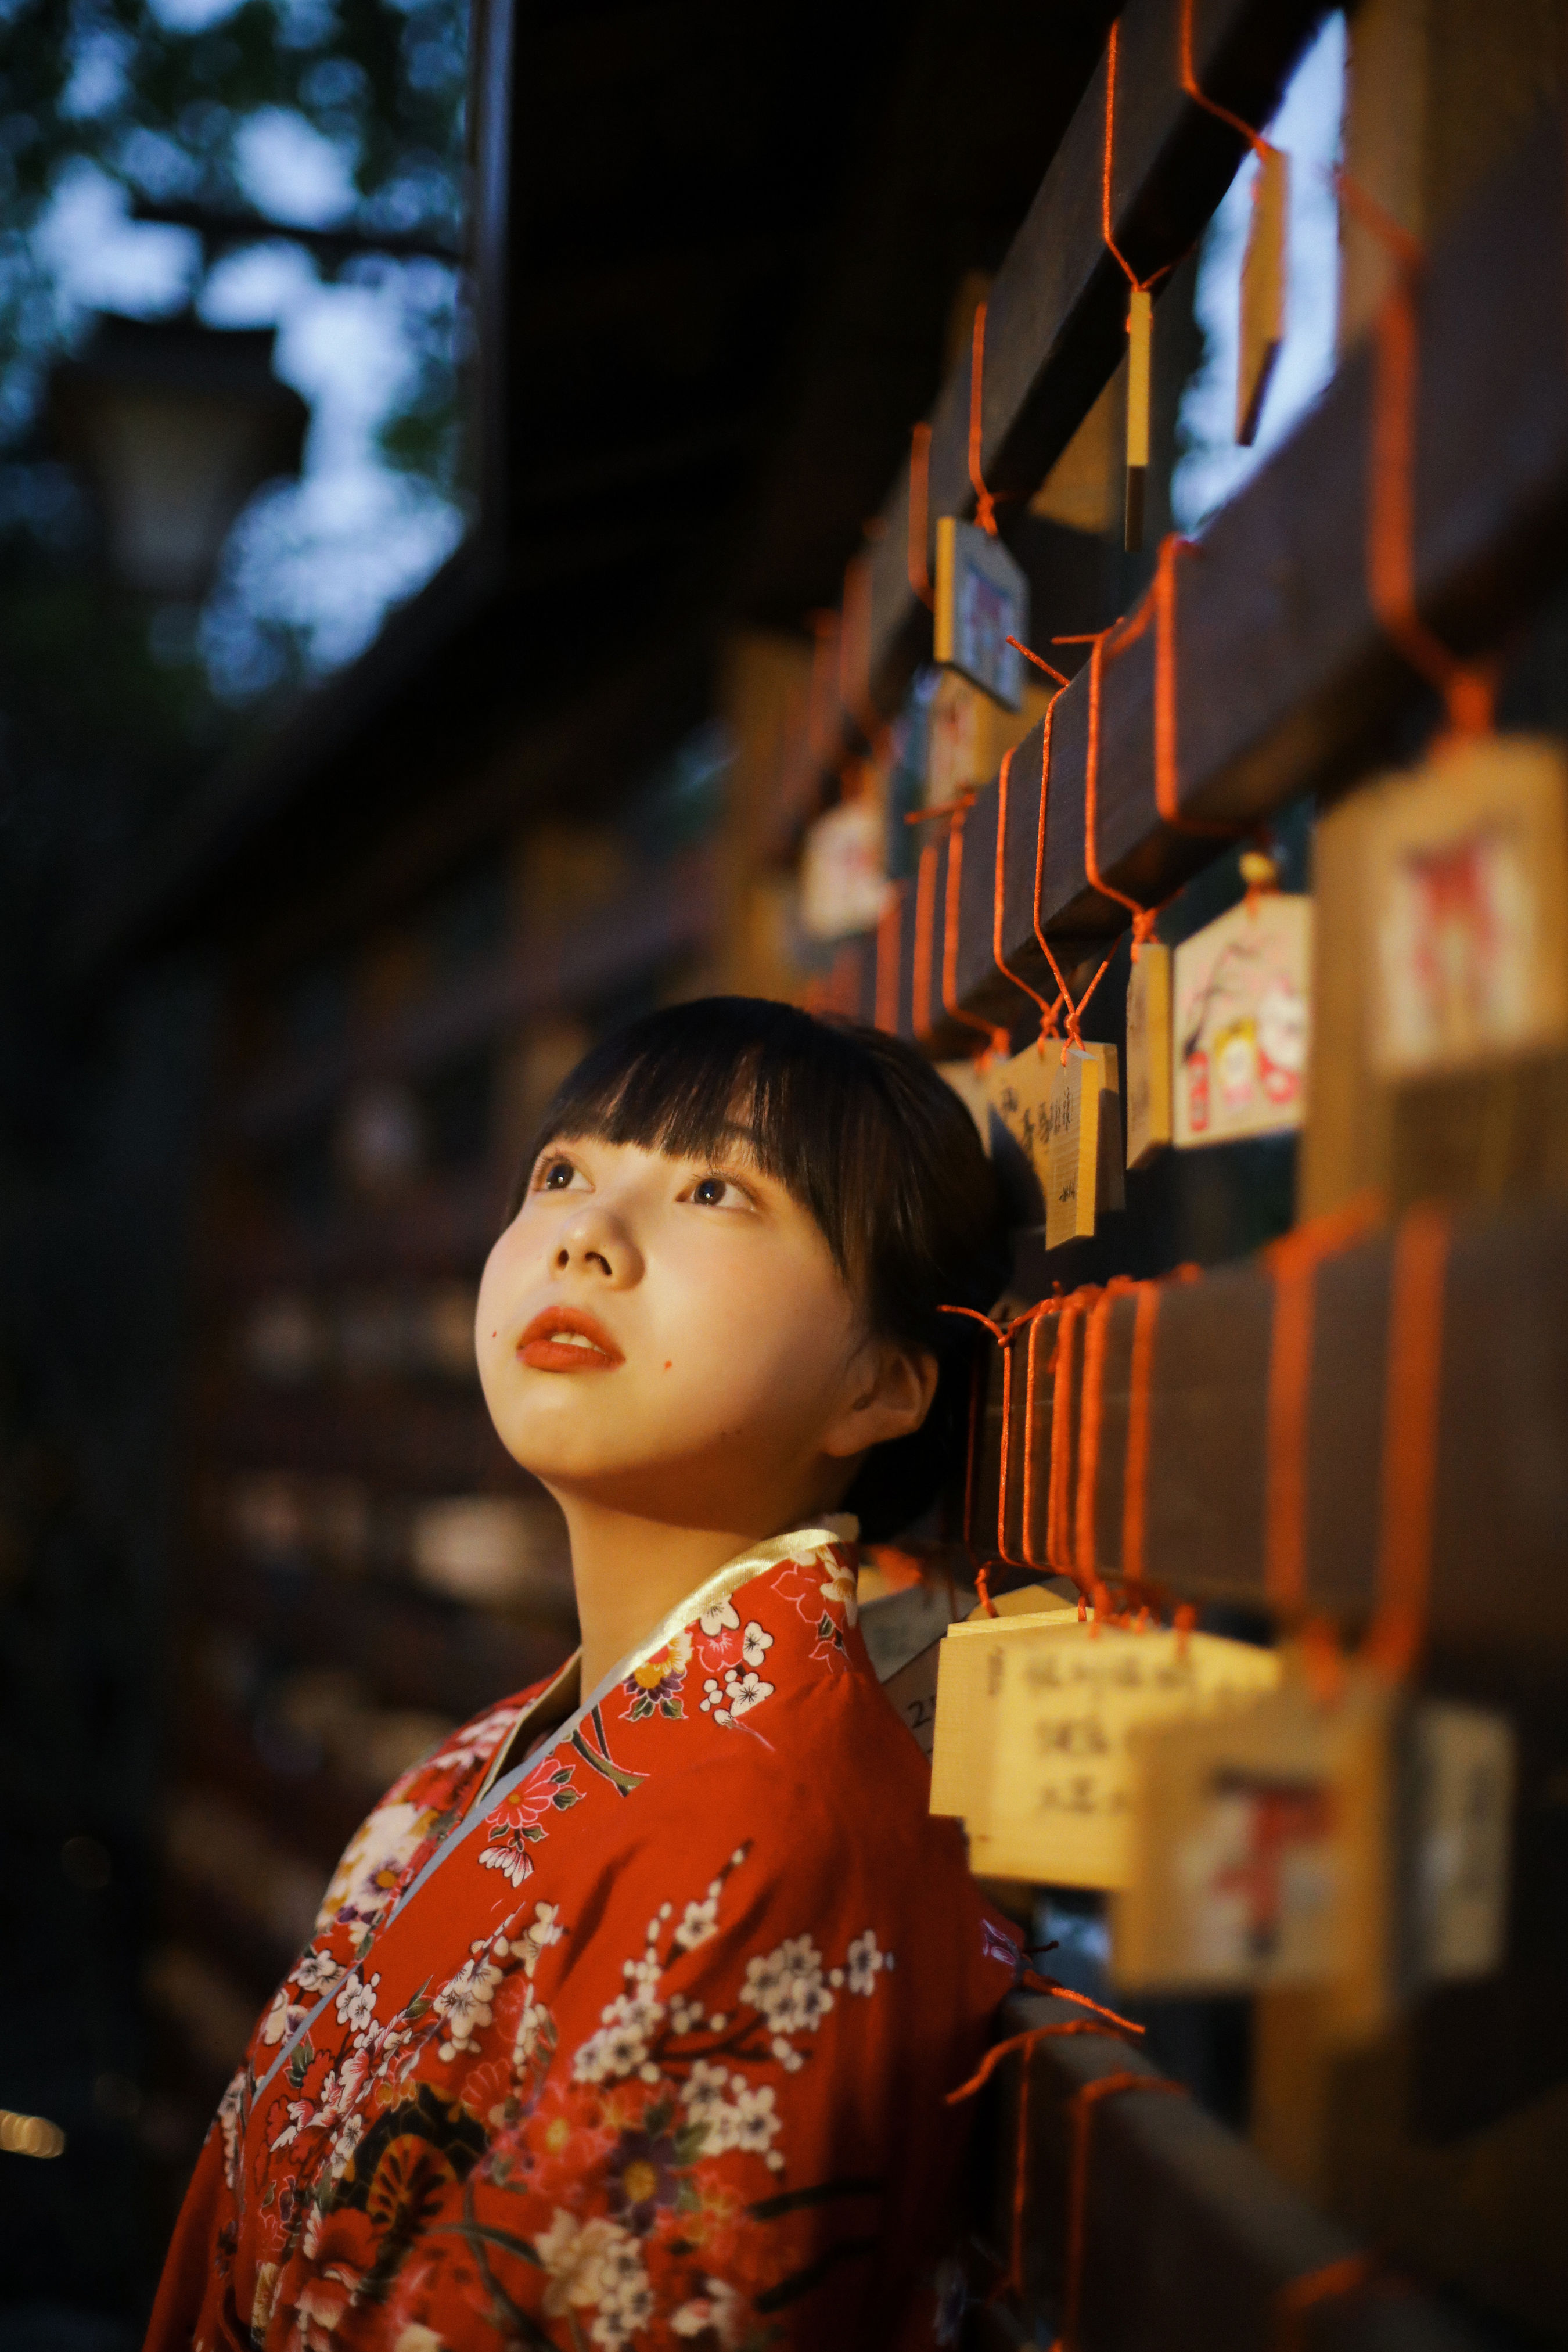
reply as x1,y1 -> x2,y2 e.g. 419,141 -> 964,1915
962,1195 -> 1568,1668
232,844 -> 717,1142
969,1990 -> 1490,2352
836,104 -> 1568,1055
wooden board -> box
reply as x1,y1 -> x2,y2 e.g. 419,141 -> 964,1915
959,1195 -> 1568,1669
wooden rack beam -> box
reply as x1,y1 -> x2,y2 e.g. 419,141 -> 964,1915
800,0 -> 1328,806
232,844 -> 716,1143
830,106 -> 1568,1055
963,1195 -> 1568,1667
970,1991 -> 1489,2352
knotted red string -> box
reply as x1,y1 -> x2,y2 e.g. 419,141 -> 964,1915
1075,1278 -> 1137,1587
1339,171 -> 1496,738
874,887 -> 902,1035
1120,1264 -> 1201,1588
839,548 -> 880,747
1030,681 -> 1111,1059
1262,1193 -> 1386,1617
1055,623 -> 1166,961
1102,24 -> 1171,297
946,2011 -> 1145,2310
907,420 -> 934,610
993,742 -> 1066,1038
1365,1204 -> 1450,1681
1020,1300 -> 1065,1575
941,1302 -> 1010,1609
911,830 -> 941,1043
1046,1289 -> 1101,1594
1178,0 -> 1274,164
944,794 -> 1010,1058
1274,2253 -> 1381,2352
969,300 -> 1000,535
805,609 -> 840,768
1048,2072 -> 1188,2351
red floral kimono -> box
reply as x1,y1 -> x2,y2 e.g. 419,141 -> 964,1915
148,1522 -> 1019,2352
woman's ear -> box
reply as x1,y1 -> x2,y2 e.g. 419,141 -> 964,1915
820,1342 -> 939,1461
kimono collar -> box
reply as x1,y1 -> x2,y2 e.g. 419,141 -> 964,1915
393,1517 -> 861,1925
473,1516 -> 862,1807
577,1513 -> 861,1724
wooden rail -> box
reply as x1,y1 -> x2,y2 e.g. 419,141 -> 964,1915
966,1991 -> 1489,2352
828,107 -> 1568,1054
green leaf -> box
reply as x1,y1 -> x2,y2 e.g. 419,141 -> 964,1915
429,2219 -> 544,2267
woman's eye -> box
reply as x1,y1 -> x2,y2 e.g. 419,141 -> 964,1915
689,1174 -> 744,1209
537,1157 -> 583,1193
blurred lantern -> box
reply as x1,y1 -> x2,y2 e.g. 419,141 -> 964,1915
48,313 -> 308,600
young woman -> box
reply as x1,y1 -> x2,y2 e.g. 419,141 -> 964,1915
149,998 -> 1020,2352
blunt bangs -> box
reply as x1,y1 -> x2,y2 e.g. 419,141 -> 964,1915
510,996 -> 1009,1537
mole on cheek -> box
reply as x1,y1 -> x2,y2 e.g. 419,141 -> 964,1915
664,1360 -> 673,1371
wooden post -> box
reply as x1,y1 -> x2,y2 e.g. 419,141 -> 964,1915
1263,0 -> 1568,2195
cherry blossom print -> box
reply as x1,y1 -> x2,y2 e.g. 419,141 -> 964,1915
671,2277 -> 744,2344
479,1754 -> 580,1886
333,1968 -> 380,2034
846,1929 -> 888,1995
146,1527 -> 1020,2352
697,1667 -> 775,1728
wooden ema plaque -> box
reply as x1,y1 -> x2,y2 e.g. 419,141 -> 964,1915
929,1612 -> 1279,1890
1125,941 -> 1173,1167
1124,285 -> 1152,551
1173,894 -> 1312,1148
1113,1679 -> 1516,2020
924,671 -> 1055,808
933,516 -> 1029,709
1111,1667 -> 1390,2009
1304,736 -> 1568,1217
1364,736 -> 1568,1080
987,1041 -> 1124,1242
1238,146 -> 1289,445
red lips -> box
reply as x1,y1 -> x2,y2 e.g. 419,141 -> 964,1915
517,1304 -> 624,1372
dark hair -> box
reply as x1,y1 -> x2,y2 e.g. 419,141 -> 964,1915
511,996 -> 1009,1540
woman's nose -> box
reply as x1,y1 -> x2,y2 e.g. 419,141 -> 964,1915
552,1204 -> 641,1286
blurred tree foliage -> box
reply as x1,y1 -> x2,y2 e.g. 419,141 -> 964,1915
0,0 -> 470,907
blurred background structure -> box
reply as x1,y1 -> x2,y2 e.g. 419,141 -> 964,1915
1,0 -> 1565,2343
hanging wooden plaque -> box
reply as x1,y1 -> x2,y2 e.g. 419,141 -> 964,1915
986,1035 -> 1053,1206
933,517 -> 1029,709
1173,893 -> 1312,1147
1110,1666 -> 1393,2011
1045,1044 -> 1124,1247
1362,734 -> 1568,1080
799,795 -> 890,941
1238,146 -> 1289,445
931,1613 -> 1280,1890
1124,286 -> 1152,552
986,1040 -> 1122,1238
1408,1700 -> 1515,1986
1125,941 -> 1173,1167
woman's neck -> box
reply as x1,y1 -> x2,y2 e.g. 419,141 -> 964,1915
554,1491 -> 836,1697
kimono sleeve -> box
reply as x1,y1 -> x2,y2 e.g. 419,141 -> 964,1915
454,1768 -> 1007,2351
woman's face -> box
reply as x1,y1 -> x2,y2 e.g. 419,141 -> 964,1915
476,1130 -> 933,1533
